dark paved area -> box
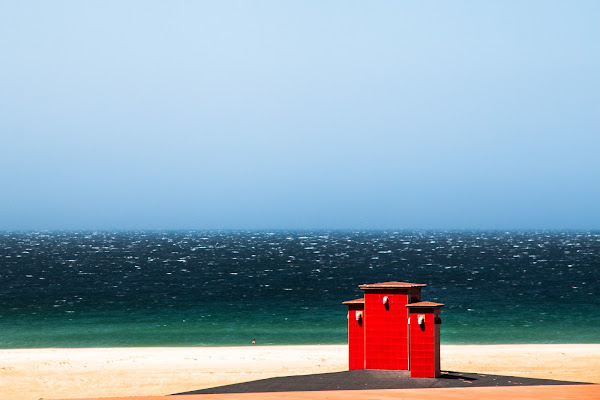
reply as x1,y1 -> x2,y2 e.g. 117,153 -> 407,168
174,369 -> 592,395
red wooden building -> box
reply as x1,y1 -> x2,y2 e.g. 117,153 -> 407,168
343,281 -> 444,378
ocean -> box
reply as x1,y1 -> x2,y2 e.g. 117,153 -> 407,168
0,231 -> 598,348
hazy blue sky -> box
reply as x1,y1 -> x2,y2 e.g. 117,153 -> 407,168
1,1 -> 598,230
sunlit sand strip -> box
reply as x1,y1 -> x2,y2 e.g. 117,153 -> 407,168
56,385 -> 600,400
0,344 -> 598,400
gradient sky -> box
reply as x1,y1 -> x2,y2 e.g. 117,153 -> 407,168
1,1 -> 599,230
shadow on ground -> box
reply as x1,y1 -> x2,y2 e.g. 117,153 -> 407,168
174,369 -> 593,395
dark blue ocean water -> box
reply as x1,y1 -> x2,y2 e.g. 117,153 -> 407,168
0,231 -> 598,348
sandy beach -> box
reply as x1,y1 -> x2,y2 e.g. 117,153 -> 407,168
0,344 -> 598,400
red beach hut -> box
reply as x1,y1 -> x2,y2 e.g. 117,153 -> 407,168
343,281 -> 443,378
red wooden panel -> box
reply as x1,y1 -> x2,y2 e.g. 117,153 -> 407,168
408,308 -> 441,378
364,290 -> 411,370
347,305 -> 365,370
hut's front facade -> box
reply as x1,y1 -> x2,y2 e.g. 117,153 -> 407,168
343,281 -> 444,378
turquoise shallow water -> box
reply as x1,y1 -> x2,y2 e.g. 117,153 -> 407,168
1,231 -> 599,348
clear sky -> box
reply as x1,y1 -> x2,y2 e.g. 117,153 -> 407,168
1,1 -> 598,230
